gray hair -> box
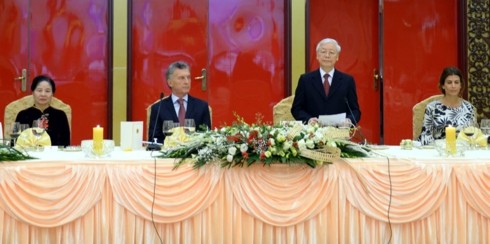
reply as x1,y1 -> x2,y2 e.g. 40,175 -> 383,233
316,38 -> 341,53
165,61 -> 190,81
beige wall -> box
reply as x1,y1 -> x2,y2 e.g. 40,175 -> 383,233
290,0 -> 306,94
112,0 -> 128,145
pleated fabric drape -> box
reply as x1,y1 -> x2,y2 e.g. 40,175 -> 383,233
0,159 -> 489,243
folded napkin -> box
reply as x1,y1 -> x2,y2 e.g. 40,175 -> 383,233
163,127 -> 190,149
457,127 -> 487,147
14,128 -> 51,150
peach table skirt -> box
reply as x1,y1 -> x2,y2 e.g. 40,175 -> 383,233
0,156 -> 490,243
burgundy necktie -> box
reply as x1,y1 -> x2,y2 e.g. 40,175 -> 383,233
323,73 -> 330,96
178,98 -> 186,126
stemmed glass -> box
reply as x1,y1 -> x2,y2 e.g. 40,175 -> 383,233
462,121 -> 479,149
32,119 -> 46,149
162,120 -> 177,137
8,122 -> 22,146
481,119 -> 490,135
184,119 -> 195,134
19,124 -> 29,132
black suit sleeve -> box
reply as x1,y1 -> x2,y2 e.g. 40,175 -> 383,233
291,74 -> 312,123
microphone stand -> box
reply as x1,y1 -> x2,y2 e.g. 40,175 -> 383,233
147,92 -> 164,151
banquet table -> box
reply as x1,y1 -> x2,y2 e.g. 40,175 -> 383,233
1,146 -> 490,243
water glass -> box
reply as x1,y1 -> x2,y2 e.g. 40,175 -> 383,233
184,119 -> 195,134
32,120 -> 46,149
481,119 -> 490,135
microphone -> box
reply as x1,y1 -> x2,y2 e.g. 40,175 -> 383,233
147,92 -> 164,151
344,97 -> 367,145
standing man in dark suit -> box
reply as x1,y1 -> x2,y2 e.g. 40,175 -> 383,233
148,61 -> 211,143
291,38 -> 361,126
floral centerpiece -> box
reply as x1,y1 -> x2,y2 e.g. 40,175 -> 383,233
158,114 -> 371,169
0,144 -> 36,162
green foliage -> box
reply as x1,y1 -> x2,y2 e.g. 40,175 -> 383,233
0,145 -> 36,162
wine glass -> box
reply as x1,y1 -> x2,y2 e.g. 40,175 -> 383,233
184,119 -> 195,134
462,121 -> 479,149
20,124 -> 29,132
162,120 -> 177,137
32,119 -> 46,149
8,122 -> 22,146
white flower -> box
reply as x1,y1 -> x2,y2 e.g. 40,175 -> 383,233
270,128 -> 277,135
277,134 -> 286,142
306,126 -> 316,134
240,144 -> 248,153
306,139 -> 315,149
264,151 -> 272,158
228,146 -> 237,155
282,141 -> 292,150
226,154 -> 234,162
297,139 -> 307,150
326,141 -> 337,147
268,138 -> 275,146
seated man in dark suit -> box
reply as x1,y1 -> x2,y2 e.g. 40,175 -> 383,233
291,38 -> 361,126
148,61 -> 211,143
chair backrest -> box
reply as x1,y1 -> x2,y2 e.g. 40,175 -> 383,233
145,97 -> 212,140
3,95 -> 72,139
412,94 -> 443,140
273,95 -> 296,125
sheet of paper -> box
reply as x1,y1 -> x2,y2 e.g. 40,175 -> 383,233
318,113 -> 346,126
279,120 -> 303,126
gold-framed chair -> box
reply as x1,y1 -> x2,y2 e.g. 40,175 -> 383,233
412,94 -> 443,140
3,95 -> 72,140
273,95 -> 296,125
145,98 -> 212,140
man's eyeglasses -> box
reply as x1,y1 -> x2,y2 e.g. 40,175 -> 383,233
318,50 -> 337,57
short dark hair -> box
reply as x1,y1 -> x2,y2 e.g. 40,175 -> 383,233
165,61 -> 190,81
31,75 -> 56,93
439,67 -> 464,96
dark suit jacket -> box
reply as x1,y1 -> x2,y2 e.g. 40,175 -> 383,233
148,95 -> 211,143
291,69 -> 361,125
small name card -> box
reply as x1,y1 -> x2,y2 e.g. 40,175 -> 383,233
120,121 -> 143,151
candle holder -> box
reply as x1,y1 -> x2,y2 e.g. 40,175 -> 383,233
434,139 -> 468,157
81,139 -> 115,158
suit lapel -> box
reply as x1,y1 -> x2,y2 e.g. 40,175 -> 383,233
311,71 -> 326,98
185,96 -> 194,117
329,71 -> 342,97
163,98 -> 179,120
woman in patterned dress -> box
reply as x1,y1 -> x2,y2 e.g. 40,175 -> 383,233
418,67 -> 477,145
